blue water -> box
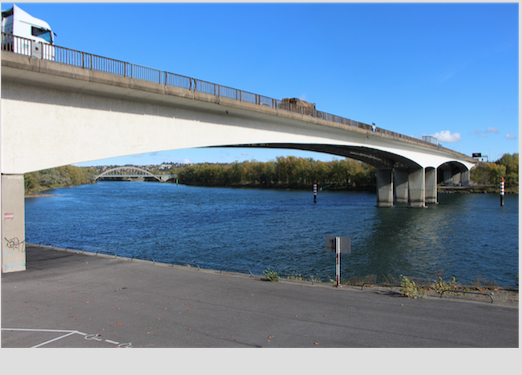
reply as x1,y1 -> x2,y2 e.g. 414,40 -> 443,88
25,182 -> 519,286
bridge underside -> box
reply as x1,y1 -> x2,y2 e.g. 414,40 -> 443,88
219,142 -> 471,208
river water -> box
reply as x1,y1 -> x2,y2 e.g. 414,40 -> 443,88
25,181 -> 519,286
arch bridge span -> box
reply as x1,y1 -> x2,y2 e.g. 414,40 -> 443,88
95,167 -> 175,182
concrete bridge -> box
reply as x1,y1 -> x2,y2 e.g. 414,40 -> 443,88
0,35 -> 477,272
95,166 -> 176,182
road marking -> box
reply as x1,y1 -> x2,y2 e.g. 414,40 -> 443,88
2,328 -> 85,334
2,328 -> 132,348
32,331 -> 79,348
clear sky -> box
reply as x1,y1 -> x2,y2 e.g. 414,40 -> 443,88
3,1 -> 519,166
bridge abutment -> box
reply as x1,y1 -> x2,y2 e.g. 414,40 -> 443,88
1,174 -> 26,273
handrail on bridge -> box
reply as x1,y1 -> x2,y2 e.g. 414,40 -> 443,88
1,32 -> 445,151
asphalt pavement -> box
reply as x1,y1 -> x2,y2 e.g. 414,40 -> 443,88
1,244 -> 518,348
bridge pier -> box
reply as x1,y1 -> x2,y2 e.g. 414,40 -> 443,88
425,168 -> 438,204
407,168 -> 426,208
440,165 -> 470,187
376,168 -> 394,207
394,168 -> 409,204
378,167 -> 431,208
1,174 -> 26,272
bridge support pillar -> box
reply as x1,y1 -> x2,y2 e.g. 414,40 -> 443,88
460,170 -> 470,186
442,169 -> 454,185
394,168 -> 409,204
1,174 -> 26,273
425,168 -> 438,205
376,168 -> 394,207
408,168 -> 426,208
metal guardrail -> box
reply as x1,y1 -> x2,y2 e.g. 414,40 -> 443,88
95,250 -> 117,258
65,246 -> 84,253
220,267 -> 253,277
131,255 -> 156,264
279,273 -> 317,285
360,283 -> 400,290
439,289 -> 494,303
1,32 -> 446,151
171,260 -> 200,270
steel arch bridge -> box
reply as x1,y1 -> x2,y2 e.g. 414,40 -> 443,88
95,166 -> 175,182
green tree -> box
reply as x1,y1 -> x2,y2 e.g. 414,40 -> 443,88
486,163 -> 506,186
496,153 -> 518,187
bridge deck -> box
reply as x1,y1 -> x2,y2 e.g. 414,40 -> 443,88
1,33 -> 475,166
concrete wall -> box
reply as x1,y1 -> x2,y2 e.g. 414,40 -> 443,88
1,175 -> 25,272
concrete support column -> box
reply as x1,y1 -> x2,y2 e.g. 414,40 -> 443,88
425,168 -> 438,205
460,170 -> 470,186
443,169 -> 453,185
376,168 -> 394,207
1,174 -> 26,272
394,168 -> 409,204
408,168 -> 426,208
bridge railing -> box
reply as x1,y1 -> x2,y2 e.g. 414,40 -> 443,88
2,32 -> 438,149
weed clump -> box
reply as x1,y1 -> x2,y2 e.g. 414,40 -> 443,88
400,275 -> 419,299
263,268 -> 280,282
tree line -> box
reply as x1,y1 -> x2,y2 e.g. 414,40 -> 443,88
172,156 -> 377,190
172,153 -> 518,192
470,153 -> 518,190
22,153 -> 518,194
24,165 -> 98,194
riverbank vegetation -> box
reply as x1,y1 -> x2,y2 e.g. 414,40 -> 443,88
172,156 -> 377,190
171,152 -> 519,193
24,165 -> 97,194
470,153 -> 518,193
22,153 -> 518,194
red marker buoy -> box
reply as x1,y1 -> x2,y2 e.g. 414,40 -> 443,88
313,180 -> 317,203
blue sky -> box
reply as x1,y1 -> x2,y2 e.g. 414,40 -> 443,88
3,1 -> 519,166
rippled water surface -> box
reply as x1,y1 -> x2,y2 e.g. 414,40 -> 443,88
25,182 -> 519,286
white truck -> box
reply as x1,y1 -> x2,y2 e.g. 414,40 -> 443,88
1,4 -> 55,59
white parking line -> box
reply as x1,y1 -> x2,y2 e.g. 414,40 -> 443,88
32,331 -> 79,348
2,328 -> 132,348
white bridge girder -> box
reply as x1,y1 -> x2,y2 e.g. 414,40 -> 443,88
1,53 -> 476,175
1,81 -> 475,175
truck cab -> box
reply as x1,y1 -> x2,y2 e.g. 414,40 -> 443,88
1,4 -> 55,59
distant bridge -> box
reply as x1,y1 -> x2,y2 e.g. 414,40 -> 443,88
95,166 -> 176,182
